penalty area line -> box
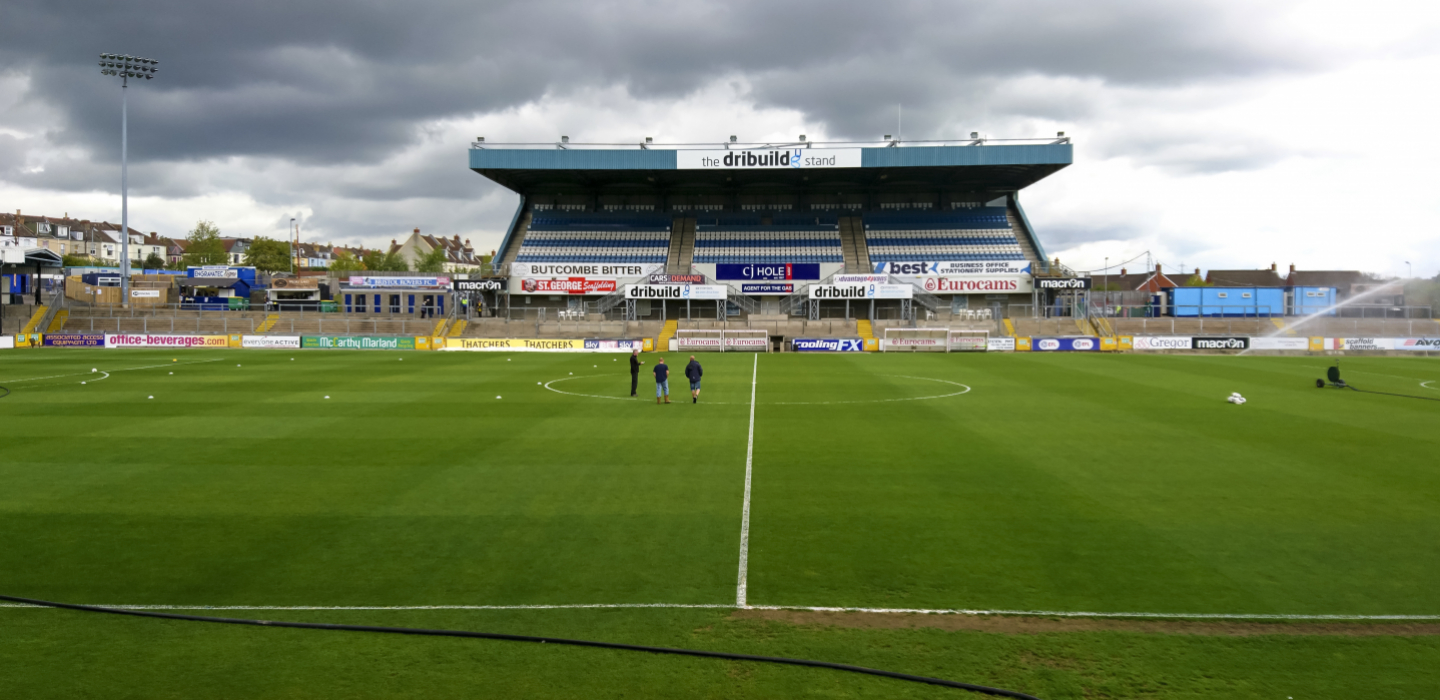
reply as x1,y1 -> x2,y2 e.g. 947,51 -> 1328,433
3,601 -> 1436,621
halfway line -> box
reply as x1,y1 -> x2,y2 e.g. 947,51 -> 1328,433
736,353 -> 758,607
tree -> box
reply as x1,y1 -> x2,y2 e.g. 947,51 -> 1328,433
62,254 -> 93,267
143,252 -> 167,269
244,236 -> 292,272
328,251 -> 362,274
414,246 -> 448,273
361,249 -> 408,272
1183,276 -> 1213,287
182,221 -> 228,267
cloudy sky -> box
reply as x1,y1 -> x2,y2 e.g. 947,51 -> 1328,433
2,0 -> 1438,277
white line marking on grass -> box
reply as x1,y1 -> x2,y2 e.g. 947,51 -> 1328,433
1422,381 -> 1437,391
0,358 -> 223,384
543,374 -> 970,406
737,353 -> 758,608
3,601 -> 1436,620
0,602 -> 735,611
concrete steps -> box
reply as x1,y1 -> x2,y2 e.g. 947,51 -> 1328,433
667,217 -> 695,274
20,306 -> 47,333
839,216 -> 870,273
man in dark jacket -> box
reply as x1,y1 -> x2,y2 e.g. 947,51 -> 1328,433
629,348 -> 644,397
684,355 -> 703,403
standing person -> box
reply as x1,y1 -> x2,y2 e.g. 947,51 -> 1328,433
653,356 -> 670,405
685,355 -> 703,403
629,348 -> 644,397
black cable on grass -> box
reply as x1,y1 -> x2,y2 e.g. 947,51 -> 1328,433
0,594 -> 1041,699
1342,385 -> 1440,402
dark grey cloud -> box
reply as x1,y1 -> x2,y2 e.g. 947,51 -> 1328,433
0,0 -> 1381,249
2,0 -> 1329,169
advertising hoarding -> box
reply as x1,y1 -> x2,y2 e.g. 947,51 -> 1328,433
1035,277 -> 1093,290
1032,337 -> 1100,352
986,337 -> 1017,351
646,273 -> 706,284
242,335 -> 302,349
302,336 -> 416,350
714,263 -> 821,281
808,284 -> 913,299
1332,338 -> 1394,351
104,334 -> 228,348
43,333 -> 105,347
347,276 -> 450,289
676,148 -> 861,170
1131,336 -> 1193,351
875,261 -> 1032,276
793,338 -> 864,352
624,284 -> 729,300
1248,337 -> 1310,351
453,279 -> 506,292
443,338 -> 637,352
725,336 -> 768,350
191,266 -> 238,279
740,283 -> 794,295
130,289 -> 161,298
1192,337 -> 1250,351
520,278 -> 618,295
511,263 -> 662,278
917,275 -> 1033,294
832,274 -> 889,285
1396,338 -> 1440,351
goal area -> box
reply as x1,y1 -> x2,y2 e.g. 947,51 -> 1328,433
675,329 -> 769,352
881,328 -> 989,352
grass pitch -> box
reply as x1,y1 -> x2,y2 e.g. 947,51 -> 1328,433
2,348 -> 1438,698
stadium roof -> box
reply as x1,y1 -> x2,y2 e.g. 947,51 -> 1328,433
469,139 -> 1072,195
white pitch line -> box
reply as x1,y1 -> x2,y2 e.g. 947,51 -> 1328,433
0,358 -> 223,385
543,373 -> 970,406
3,601 -> 1436,621
1422,380 -> 1437,391
736,353 -> 758,608
0,602 -> 734,611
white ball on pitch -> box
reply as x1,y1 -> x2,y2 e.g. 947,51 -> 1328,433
325,395 -> 330,399
148,395 -> 154,399
237,364 -> 242,367
169,372 -> 173,375
81,381 -> 86,385
569,372 -> 573,375
91,368 -> 97,373
496,395 -> 502,399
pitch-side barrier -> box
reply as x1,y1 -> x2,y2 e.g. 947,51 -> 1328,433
10,333 -> 1439,355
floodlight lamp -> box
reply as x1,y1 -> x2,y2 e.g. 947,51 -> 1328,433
1057,131 -> 1065,137
476,136 -> 485,142
729,135 -> 737,142
561,135 -> 569,143
799,135 -> 806,142
970,131 -> 979,139
645,137 -> 653,143
884,134 -> 892,141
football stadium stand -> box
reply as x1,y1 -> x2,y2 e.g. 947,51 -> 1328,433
692,212 -> 843,264
514,212 -> 671,264
863,208 -> 1024,263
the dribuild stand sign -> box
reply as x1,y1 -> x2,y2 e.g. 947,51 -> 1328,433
676,148 -> 862,170
303,336 -> 416,350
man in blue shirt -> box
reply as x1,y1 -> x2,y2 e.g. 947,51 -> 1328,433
684,355 -> 703,403
653,357 -> 670,404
